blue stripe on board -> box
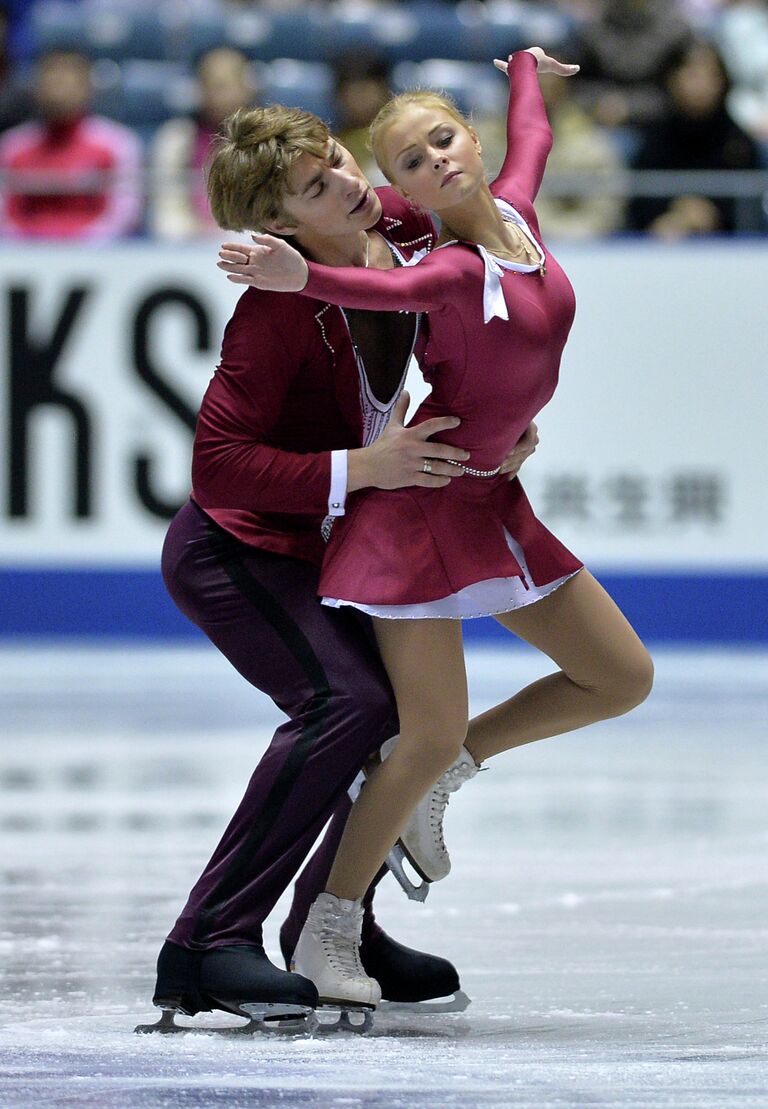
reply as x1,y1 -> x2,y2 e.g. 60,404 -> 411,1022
0,567 -> 765,643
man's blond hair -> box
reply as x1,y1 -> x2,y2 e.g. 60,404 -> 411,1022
207,105 -> 330,231
369,91 -> 469,184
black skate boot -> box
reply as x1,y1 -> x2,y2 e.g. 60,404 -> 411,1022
279,920 -> 470,1014
135,940 -> 319,1035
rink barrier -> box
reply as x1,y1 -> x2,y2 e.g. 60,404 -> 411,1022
0,568 -> 765,643
2,241 -> 766,631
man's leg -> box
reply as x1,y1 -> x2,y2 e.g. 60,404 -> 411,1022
152,502 -> 398,1015
163,502 -> 398,948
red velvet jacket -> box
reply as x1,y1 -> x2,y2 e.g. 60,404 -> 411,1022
191,188 -> 435,565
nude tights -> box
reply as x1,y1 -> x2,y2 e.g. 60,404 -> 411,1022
326,569 -> 654,902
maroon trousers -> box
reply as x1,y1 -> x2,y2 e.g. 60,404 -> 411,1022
162,500 -> 398,949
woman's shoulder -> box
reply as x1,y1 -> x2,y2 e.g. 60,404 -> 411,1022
428,239 -> 485,269
491,183 -> 535,218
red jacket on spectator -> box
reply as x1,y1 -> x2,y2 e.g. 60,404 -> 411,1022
0,113 -> 142,239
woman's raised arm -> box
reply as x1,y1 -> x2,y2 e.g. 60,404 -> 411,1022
493,48 -> 579,201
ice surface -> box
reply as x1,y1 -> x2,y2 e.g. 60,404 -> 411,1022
1,646 -> 767,1108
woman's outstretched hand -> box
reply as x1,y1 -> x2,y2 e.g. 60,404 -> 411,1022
217,233 -> 309,292
494,48 -> 579,77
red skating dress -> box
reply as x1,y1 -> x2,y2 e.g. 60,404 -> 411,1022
306,52 -> 584,618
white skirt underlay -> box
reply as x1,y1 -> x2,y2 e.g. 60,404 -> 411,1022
322,530 -> 581,620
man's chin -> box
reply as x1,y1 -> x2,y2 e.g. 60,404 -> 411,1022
362,194 -> 383,228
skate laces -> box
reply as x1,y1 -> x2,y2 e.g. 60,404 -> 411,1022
429,754 -> 480,853
314,901 -> 367,981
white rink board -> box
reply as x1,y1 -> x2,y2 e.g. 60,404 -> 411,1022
1,239 -> 766,570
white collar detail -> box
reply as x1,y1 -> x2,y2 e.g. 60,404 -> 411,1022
402,246 -> 429,267
394,200 -> 545,324
478,199 -> 545,324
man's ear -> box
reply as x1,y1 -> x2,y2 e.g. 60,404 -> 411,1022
262,217 -> 299,236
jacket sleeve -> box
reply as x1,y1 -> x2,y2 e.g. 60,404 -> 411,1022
494,51 -> 553,202
191,294 -> 334,515
302,248 -> 462,313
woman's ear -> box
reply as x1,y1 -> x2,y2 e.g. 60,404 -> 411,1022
470,127 -> 482,154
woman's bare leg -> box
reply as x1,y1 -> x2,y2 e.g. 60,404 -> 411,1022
326,618 -> 467,901
465,569 -> 654,764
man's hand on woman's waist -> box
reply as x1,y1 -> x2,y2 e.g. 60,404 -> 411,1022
499,421 -> 539,481
347,392 -> 469,493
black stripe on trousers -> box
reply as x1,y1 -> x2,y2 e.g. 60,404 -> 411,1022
192,549 -> 334,946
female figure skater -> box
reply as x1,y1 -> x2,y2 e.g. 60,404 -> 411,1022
218,48 -> 654,1010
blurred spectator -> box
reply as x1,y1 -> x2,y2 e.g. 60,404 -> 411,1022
676,0 -> 730,32
0,49 -> 143,239
627,39 -> 763,236
535,70 -> 626,238
571,0 -> 693,131
1,1 -> 33,133
149,46 -> 257,240
331,49 -> 392,187
716,0 -> 768,143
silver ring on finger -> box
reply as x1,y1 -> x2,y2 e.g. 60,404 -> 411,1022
422,458 -> 433,474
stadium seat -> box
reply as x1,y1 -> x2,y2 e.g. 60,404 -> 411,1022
392,59 -> 507,117
26,0 -> 577,71
29,1 -> 168,61
90,60 -> 196,131
175,9 -> 336,65
483,0 -> 573,53
364,3 -> 494,64
261,58 -> 335,123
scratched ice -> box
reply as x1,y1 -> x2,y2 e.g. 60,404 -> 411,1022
1,645 -> 766,1108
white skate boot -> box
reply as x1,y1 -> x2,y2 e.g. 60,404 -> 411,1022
398,746 -> 480,882
292,893 -> 382,1012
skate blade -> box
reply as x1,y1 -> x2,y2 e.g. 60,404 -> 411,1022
314,1003 -> 375,1034
134,1003 -> 316,1037
386,843 -> 431,902
379,989 -> 471,1015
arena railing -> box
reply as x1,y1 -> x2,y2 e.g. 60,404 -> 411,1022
0,169 -> 766,234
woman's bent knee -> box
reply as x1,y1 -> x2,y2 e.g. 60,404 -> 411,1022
395,727 -> 467,777
604,648 -> 654,716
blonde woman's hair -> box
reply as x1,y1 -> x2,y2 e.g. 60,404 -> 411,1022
206,105 -> 330,231
369,90 -> 470,183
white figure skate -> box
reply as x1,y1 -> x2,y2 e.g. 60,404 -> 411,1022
381,740 -> 480,894
292,892 -> 381,1032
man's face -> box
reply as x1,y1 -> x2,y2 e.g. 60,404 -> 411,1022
270,140 -> 382,240
35,54 -> 91,122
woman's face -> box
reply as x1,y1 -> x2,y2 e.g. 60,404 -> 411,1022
381,104 -> 484,213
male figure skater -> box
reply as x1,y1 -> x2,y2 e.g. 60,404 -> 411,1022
143,104 -> 537,1029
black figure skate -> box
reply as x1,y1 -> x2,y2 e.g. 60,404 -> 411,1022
134,940 -> 318,1036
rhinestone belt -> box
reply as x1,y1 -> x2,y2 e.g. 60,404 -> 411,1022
444,458 -> 501,478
